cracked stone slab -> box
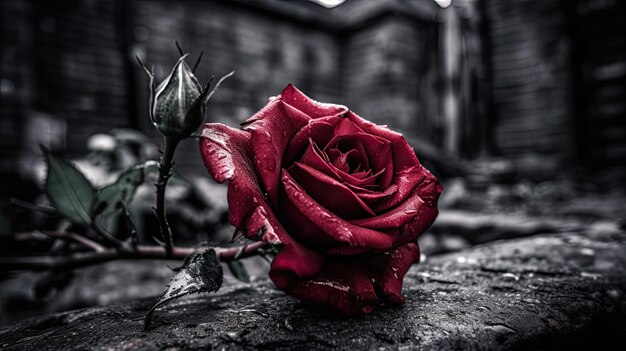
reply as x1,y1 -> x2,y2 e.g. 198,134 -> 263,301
1,229 -> 625,350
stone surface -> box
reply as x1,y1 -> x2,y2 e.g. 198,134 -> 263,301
1,228 -> 625,350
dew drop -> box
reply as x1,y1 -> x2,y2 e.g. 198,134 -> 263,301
285,178 -> 299,190
220,169 -> 233,177
403,209 -> 418,215
484,324 -> 517,335
580,248 -> 595,256
264,131 -> 272,142
217,153 -> 227,160
500,273 -> 520,281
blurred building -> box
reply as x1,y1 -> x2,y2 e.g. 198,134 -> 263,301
1,0 -> 625,198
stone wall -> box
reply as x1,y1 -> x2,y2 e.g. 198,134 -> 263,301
1,0 -> 624,186
572,0 -> 626,168
484,0 -> 575,165
342,15 -> 442,147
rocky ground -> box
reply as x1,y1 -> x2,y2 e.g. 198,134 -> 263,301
1,227 -> 625,350
1,177 -> 625,349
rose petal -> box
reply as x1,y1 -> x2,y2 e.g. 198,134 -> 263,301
345,111 -> 433,208
283,116 -> 342,164
350,189 -> 428,230
374,164 -> 441,212
370,243 -> 420,304
279,170 -> 395,250
242,100 -> 311,205
299,139 -> 384,191
299,138 -> 340,178
327,148 -> 356,173
200,124 -> 324,279
347,111 -> 419,172
269,242 -> 419,315
350,184 -> 399,207
326,140 -> 371,177
289,162 -> 376,219
325,132 -> 394,188
350,185 -> 440,245
333,117 -> 366,136
199,124 -> 261,230
280,84 -> 348,120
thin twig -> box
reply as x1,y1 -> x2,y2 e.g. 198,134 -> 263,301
10,198 -> 59,215
0,241 -> 268,271
175,40 -> 185,56
14,231 -> 106,252
192,51 -> 204,73
40,230 -> 106,252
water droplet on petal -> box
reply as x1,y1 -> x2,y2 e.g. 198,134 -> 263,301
403,209 -> 418,215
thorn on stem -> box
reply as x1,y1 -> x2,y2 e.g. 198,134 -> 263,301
175,40 -> 185,56
135,56 -> 154,78
234,244 -> 248,260
192,51 -> 204,73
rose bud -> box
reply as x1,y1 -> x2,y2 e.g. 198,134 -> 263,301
137,53 -> 234,140
200,85 -> 442,315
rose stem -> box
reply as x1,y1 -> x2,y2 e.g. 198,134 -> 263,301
155,136 -> 179,256
0,239 -> 269,271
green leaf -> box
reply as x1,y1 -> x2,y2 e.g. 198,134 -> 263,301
92,160 -> 189,219
144,249 -> 223,329
227,260 -> 250,283
42,146 -> 95,226
91,163 -> 148,218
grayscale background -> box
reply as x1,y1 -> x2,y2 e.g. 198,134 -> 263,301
1,0 -> 625,328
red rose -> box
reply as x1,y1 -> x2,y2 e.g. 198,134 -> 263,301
200,85 -> 442,314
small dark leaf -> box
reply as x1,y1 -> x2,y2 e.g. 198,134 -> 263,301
92,161 -> 189,218
227,260 -> 250,283
91,163 -> 147,218
41,146 -> 95,226
144,249 -> 223,329
229,229 -> 245,244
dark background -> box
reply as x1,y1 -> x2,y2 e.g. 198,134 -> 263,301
1,0 -> 625,198
0,0 -> 625,329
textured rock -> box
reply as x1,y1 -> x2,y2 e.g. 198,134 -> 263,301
1,228 -> 625,350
